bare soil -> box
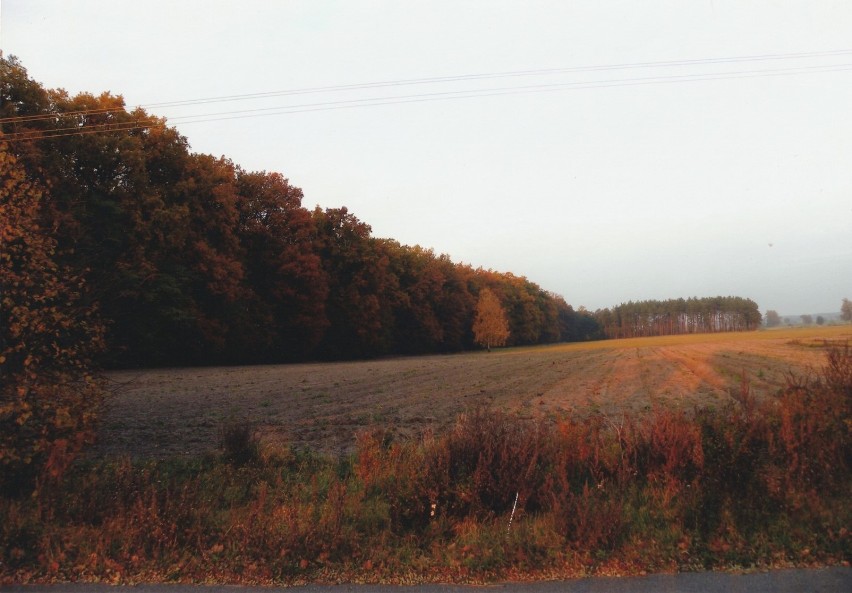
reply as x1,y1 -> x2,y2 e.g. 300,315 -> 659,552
96,326 -> 852,459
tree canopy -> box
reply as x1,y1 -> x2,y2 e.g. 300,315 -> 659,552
1,56 -> 601,367
2,56 -> 769,369
0,143 -> 105,493
595,297 -> 762,339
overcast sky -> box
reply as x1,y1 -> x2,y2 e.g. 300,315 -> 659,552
3,0 -> 851,315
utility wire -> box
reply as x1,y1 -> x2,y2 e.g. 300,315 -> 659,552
4,120 -> 159,141
2,51 -> 851,141
3,48 -> 851,125
139,47 -> 852,109
160,62 -> 852,125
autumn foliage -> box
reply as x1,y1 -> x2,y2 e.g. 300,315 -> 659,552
0,143 -> 105,494
1,55 -> 601,367
472,288 -> 510,350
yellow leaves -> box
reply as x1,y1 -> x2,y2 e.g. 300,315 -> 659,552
472,288 -> 510,350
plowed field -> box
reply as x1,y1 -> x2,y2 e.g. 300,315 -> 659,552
98,325 -> 852,459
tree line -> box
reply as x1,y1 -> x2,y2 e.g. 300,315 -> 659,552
1,56 -> 601,368
594,296 -> 762,339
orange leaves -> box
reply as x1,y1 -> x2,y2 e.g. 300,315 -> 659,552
1,142 -> 105,492
191,239 -> 246,301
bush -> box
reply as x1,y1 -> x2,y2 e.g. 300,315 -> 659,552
218,419 -> 260,466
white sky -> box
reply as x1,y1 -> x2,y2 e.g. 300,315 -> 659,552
3,0 -> 851,315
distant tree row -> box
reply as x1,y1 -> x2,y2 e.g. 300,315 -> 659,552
1,56 -> 600,367
594,297 -> 762,339
765,300 -> 851,328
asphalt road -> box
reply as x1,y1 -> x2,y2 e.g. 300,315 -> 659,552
3,567 -> 850,593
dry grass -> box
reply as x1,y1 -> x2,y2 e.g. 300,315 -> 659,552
3,336 -> 850,584
97,325 -> 852,459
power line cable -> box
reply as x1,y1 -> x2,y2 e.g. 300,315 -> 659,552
140,47 -> 852,109
3,48 -> 851,125
3,120 -> 160,141
3,53 -> 851,141
161,62 -> 852,125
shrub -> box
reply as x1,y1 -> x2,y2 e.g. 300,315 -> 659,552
218,419 -> 260,466
423,409 -> 549,520
773,342 -> 851,496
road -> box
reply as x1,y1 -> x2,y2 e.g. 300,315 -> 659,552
3,567 -> 850,593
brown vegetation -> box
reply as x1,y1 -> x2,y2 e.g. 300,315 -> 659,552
1,339 -> 849,584
97,326 -> 851,459
0,144 -> 105,496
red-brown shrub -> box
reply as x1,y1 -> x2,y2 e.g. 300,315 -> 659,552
773,343 -> 851,496
421,409 -> 549,520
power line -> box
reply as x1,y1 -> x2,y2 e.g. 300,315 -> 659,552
3,48 -> 851,126
2,50 -> 851,141
138,48 -> 852,109
3,120 -> 160,141
161,62 -> 852,125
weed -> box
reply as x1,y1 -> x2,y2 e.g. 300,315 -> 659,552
218,418 -> 260,466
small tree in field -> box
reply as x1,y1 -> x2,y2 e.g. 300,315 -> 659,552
765,310 -> 781,327
842,298 -> 852,323
473,288 -> 510,351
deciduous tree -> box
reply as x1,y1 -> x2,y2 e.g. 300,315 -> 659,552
0,144 -> 105,494
235,170 -> 328,360
472,288 -> 510,351
765,310 -> 781,328
313,207 -> 398,359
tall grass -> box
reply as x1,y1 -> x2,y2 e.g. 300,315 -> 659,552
2,346 -> 850,584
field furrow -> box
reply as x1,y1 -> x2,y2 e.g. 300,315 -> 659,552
98,325 -> 852,458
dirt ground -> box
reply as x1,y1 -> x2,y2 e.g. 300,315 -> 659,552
96,325 -> 852,459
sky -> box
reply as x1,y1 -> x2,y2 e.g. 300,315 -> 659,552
2,0 -> 851,316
